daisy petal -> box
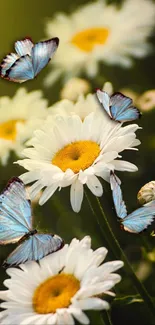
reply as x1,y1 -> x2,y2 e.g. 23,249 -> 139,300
86,175 -> 103,196
70,180 -> 84,213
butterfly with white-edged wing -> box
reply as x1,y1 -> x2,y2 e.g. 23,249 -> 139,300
96,89 -> 141,123
110,172 -> 155,233
0,177 -> 64,266
0,37 -> 59,83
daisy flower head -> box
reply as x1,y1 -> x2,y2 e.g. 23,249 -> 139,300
44,0 -> 155,86
0,236 -> 124,325
17,96 -> 140,212
0,88 -> 48,165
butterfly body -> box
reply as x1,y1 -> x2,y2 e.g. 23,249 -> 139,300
0,177 -> 64,266
110,172 -> 155,233
17,228 -> 37,244
0,37 -> 59,83
96,89 -> 141,123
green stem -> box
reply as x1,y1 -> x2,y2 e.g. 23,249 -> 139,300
101,311 -> 113,325
85,191 -> 113,252
85,190 -> 120,257
99,314 -> 107,325
95,196 -> 155,321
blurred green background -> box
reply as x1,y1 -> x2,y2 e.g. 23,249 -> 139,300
0,0 -> 155,324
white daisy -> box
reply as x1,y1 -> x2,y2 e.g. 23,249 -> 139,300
49,84 -> 113,120
0,236 -> 124,325
0,88 -> 48,165
17,101 -> 140,212
44,0 -> 155,86
136,90 -> 155,112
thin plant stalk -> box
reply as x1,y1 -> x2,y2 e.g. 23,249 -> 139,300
101,311 -> 113,325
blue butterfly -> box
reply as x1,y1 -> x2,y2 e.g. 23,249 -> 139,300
0,177 -> 64,266
110,172 -> 155,233
96,89 -> 141,123
0,37 -> 59,83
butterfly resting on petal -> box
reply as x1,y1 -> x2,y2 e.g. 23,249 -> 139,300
96,89 -> 141,123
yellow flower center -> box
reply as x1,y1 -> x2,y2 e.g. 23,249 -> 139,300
0,119 -> 24,141
71,27 -> 109,52
33,274 -> 80,314
52,140 -> 100,173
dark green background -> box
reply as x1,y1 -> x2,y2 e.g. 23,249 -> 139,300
0,1 -> 155,324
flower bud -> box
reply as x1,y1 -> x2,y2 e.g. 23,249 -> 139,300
60,78 -> 91,101
136,90 -> 155,112
137,181 -> 155,205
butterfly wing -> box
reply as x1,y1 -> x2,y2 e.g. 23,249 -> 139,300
96,90 -> 112,118
122,201 -> 155,233
4,55 -> 34,83
4,233 -> 64,266
110,92 -> 140,122
110,172 -> 127,219
0,177 -> 32,244
32,37 -> 59,76
14,37 -> 34,56
0,53 -> 19,77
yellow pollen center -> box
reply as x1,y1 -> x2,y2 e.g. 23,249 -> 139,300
71,27 -> 110,52
52,140 -> 100,173
33,273 -> 80,314
0,119 -> 25,141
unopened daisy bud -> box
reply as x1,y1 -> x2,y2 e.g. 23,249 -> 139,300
136,90 -> 155,112
102,81 -> 113,95
60,77 -> 91,101
137,181 -> 155,205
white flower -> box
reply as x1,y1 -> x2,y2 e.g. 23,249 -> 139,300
137,181 -> 155,205
17,97 -> 140,212
0,88 -> 48,165
60,77 -> 91,101
49,85 -> 112,121
136,90 -> 155,112
0,236 -> 124,325
44,0 -> 155,86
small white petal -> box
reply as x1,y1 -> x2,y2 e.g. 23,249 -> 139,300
70,180 -> 84,212
73,298 -> 109,310
0,291 -> 9,301
112,160 -> 138,172
39,184 -> 58,205
86,175 -> 103,196
69,308 -> 89,325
